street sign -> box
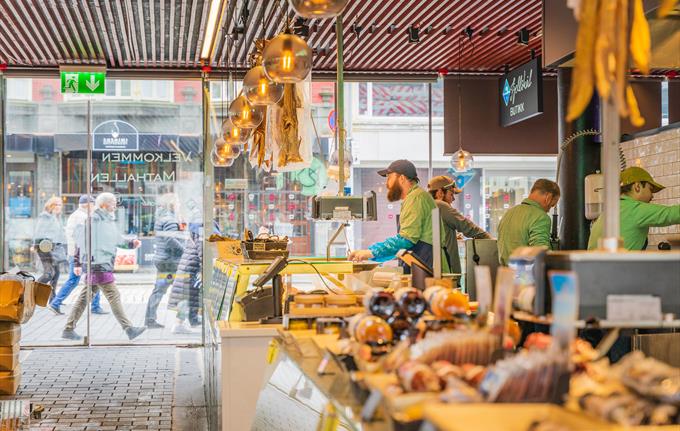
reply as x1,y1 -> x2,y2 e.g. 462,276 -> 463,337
60,70 -> 106,94
328,109 -> 337,133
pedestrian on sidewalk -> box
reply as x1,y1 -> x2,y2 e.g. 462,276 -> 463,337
33,197 -> 67,302
167,221 -> 205,334
144,193 -> 186,329
48,195 -> 107,315
62,193 -> 145,341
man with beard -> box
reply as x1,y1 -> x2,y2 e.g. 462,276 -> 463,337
349,160 -> 448,272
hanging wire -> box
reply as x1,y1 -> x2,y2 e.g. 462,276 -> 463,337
457,34 -> 463,152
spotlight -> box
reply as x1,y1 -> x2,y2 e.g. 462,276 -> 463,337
408,25 -> 420,43
387,24 -> 396,34
497,26 -> 508,36
479,26 -> 489,36
422,25 -> 432,35
517,28 -> 530,45
442,25 -> 452,35
352,22 -> 363,39
294,18 -> 310,37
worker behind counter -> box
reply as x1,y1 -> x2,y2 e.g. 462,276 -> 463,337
348,159 -> 449,273
497,179 -> 561,266
588,167 -> 680,250
427,175 -> 491,276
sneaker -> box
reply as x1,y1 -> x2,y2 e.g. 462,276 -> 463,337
171,322 -> 193,334
48,304 -> 64,316
62,329 -> 82,340
126,326 -> 146,340
91,308 -> 110,315
145,321 -> 165,329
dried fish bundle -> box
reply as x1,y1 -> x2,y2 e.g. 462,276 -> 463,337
276,83 -> 304,167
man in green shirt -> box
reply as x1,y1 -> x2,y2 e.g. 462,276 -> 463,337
428,175 -> 491,275
349,160 -> 448,272
588,167 -> 680,250
497,179 -> 560,265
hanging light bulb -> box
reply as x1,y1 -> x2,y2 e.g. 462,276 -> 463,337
243,65 -> 284,105
215,138 -> 241,159
450,149 -> 474,173
228,93 -> 264,128
221,119 -> 252,143
289,0 -> 349,18
211,146 -> 234,167
262,32 -> 312,83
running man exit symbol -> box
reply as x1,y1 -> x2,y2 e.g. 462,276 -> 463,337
60,70 -> 106,94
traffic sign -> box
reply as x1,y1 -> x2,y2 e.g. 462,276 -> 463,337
60,70 -> 106,94
328,109 -> 337,133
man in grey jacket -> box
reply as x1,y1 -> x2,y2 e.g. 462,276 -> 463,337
62,193 -> 146,341
428,176 -> 491,277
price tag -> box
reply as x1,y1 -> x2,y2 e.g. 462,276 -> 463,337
607,295 -> 661,322
318,402 -> 339,431
266,340 -> 279,364
361,389 -> 382,422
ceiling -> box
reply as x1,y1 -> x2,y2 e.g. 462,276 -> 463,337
0,0 -> 543,75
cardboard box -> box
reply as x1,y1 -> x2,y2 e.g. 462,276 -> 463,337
0,322 -> 21,346
0,343 -> 19,371
0,365 -> 21,395
0,276 -> 35,323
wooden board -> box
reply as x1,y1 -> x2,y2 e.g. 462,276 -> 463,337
423,404 -> 613,431
287,305 -> 365,318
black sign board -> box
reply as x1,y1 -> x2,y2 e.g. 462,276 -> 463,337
499,56 -> 543,127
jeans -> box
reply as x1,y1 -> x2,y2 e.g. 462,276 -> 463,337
65,282 -> 132,331
144,264 -> 178,324
50,257 -> 102,310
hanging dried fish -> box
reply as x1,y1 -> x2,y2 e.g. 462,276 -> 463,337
567,0 -> 651,127
277,83 -> 303,167
658,0 -> 678,17
252,108 -> 267,168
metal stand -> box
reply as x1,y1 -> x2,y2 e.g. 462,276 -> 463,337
326,222 -> 350,261
260,275 -> 283,324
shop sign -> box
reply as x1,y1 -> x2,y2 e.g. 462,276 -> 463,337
93,120 -> 139,151
499,56 -> 543,127
60,69 -> 106,94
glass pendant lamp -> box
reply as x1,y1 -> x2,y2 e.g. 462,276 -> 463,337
211,145 -> 235,167
289,0 -> 349,18
214,138 -> 241,159
243,64 -> 284,105
262,31 -> 312,83
222,118 -> 252,143
228,93 -> 264,128
450,149 -> 474,173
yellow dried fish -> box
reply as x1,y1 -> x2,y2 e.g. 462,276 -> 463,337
277,83 -> 303,166
594,0 -> 617,101
626,85 -> 645,127
253,109 -> 267,167
614,0 -> 629,118
630,0 -> 651,75
658,0 -> 678,17
566,0 -> 599,121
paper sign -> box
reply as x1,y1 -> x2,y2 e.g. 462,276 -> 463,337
474,266 -> 493,318
607,295 -> 662,322
549,271 -> 579,349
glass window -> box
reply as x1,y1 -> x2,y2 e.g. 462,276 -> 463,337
7,78 -> 32,100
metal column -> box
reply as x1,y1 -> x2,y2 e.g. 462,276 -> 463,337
428,83 -> 433,180
600,98 -> 621,251
336,16 -> 345,195
0,75 -> 4,272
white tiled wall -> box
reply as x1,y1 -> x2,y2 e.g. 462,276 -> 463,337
619,127 -> 680,249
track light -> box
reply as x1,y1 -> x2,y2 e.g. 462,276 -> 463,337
517,28 -> 530,45
408,25 -> 420,43
200,0 -> 225,60
387,24 -> 396,34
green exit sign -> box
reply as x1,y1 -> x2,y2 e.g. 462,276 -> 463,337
60,69 -> 106,94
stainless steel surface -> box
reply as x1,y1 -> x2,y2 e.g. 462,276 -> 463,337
464,239 -> 499,299
631,332 -> 680,367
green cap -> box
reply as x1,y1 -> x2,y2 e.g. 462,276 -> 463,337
620,167 -> 665,193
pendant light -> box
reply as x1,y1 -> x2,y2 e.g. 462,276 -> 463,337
229,92 -> 264,128
289,0 -> 349,18
450,34 -> 474,173
212,147 -> 235,167
222,118 -> 251,143
262,13 -> 312,84
243,32 -> 284,105
215,138 -> 241,159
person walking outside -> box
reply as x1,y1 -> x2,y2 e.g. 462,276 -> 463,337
62,193 -> 145,340
33,197 -> 67,302
48,195 -> 106,315
144,193 -> 186,329
167,221 -> 205,334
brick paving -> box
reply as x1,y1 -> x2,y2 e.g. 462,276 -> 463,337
8,347 -> 179,430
